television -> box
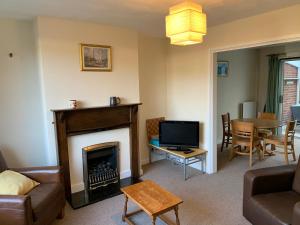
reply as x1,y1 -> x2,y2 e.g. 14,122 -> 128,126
159,120 -> 199,151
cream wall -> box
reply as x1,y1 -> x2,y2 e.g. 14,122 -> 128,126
217,49 -> 259,141
138,34 -> 167,165
35,17 -> 140,165
166,4 -> 300,173
0,19 -> 47,167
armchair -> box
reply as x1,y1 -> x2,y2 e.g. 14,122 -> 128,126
0,152 -> 65,225
243,162 -> 300,225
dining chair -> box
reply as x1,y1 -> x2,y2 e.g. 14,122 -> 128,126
221,112 -> 232,152
230,120 -> 262,167
263,120 -> 297,164
257,112 -> 277,138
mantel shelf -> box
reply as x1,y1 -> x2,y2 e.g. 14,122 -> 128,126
51,103 -> 142,112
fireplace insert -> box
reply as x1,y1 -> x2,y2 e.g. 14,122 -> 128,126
82,142 -> 120,200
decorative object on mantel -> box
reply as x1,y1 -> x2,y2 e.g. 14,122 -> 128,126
80,43 -> 112,71
166,1 -> 207,46
217,61 -> 229,77
69,100 -> 78,109
110,96 -> 121,106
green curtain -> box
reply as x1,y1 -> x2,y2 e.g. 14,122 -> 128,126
265,55 -> 283,117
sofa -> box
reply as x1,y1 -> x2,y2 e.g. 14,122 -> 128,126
0,151 -> 65,225
243,159 -> 300,225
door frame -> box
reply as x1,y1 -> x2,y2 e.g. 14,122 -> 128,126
209,36 -> 300,173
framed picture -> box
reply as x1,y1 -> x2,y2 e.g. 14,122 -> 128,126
217,61 -> 229,77
80,43 -> 112,71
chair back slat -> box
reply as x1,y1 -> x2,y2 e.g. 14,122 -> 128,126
285,120 -> 296,141
232,121 -> 254,140
146,117 -> 165,142
222,113 -> 231,132
257,112 -> 276,120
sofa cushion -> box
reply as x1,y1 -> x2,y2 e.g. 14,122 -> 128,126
251,191 -> 300,225
28,183 -> 64,222
0,170 -> 40,195
293,157 -> 300,193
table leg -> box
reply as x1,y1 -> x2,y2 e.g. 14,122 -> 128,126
122,195 -> 128,222
184,159 -> 187,180
152,216 -> 156,225
174,206 -> 180,225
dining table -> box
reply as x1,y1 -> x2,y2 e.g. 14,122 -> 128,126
232,118 -> 282,130
231,118 -> 283,155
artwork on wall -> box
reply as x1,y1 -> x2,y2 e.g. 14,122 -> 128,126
80,43 -> 112,71
217,61 -> 229,77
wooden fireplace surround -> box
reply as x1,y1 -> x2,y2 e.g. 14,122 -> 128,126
52,103 -> 141,202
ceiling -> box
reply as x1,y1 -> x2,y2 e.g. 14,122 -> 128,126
1,0 -> 300,36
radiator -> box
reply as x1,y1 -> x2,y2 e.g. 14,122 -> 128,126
241,101 -> 256,119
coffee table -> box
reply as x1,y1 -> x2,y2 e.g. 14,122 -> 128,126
121,180 -> 183,225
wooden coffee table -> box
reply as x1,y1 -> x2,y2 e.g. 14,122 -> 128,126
121,180 -> 183,225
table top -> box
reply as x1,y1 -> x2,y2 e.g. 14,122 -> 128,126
149,144 -> 207,159
121,180 -> 183,216
232,118 -> 282,129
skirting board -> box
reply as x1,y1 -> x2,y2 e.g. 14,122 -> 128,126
71,169 -> 132,193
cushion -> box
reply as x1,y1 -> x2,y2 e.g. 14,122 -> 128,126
29,183 -> 64,221
0,170 -> 40,195
293,156 -> 300,193
251,191 -> 300,225
150,136 -> 159,147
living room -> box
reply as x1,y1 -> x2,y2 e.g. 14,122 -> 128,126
1,1 -> 300,225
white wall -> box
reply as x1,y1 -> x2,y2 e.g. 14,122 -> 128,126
166,4 -> 300,173
0,19 -> 47,167
35,17 -> 141,165
217,49 -> 259,141
138,34 -> 167,165
257,42 -> 300,112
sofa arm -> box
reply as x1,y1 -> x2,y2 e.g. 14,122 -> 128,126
0,195 -> 33,225
293,202 -> 300,225
11,166 -> 63,184
244,165 -> 296,199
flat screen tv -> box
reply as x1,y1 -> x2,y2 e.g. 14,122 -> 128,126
159,120 -> 199,151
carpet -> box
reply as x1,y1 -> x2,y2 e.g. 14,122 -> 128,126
53,144 -> 299,225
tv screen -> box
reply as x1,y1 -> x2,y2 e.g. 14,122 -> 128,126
159,121 -> 199,149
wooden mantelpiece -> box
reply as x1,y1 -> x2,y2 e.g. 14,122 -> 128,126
52,103 -> 141,202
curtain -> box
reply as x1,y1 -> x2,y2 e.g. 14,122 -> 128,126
265,55 -> 283,117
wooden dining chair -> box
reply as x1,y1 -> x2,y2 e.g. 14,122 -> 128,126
263,120 -> 297,164
257,112 -> 277,138
221,112 -> 232,152
230,121 -> 262,167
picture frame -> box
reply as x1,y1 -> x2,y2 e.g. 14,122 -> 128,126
217,61 -> 229,77
80,43 -> 112,71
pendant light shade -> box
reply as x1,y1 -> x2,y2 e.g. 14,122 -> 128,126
166,1 -> 207,46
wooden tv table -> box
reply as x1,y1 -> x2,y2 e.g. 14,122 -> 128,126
149,144 -> 207,180
121,180 -> 183,225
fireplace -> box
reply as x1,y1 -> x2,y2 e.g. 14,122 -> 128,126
82,142 -> 119,199
52,103 -> 141,208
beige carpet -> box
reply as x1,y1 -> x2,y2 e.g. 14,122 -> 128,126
53,143 -> 299,225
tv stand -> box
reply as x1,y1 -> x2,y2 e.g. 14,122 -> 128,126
166,146 -> 191,151
149,145 -> 207,180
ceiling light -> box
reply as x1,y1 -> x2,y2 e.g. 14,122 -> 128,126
166,1 -> 207,46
